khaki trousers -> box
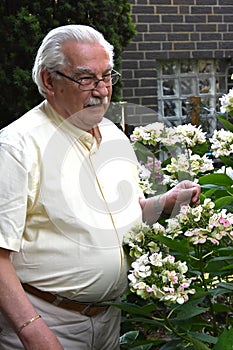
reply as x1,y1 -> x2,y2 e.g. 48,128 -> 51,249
0,293 -> 121,350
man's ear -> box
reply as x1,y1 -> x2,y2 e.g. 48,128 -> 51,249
41,70 -> 54,96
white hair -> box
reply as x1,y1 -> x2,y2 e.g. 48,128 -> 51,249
32,24 -> 114,97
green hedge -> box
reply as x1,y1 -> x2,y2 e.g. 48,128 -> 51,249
0,0 -> 136,128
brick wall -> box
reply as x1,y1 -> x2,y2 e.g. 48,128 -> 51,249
121,0 -> 233,126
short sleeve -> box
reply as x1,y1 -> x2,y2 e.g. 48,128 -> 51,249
0,144 -> 28,251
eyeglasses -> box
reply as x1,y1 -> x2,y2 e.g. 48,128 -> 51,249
54,69 -> 121,91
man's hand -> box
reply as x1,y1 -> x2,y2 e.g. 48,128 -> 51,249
140,180 -> 201,225
162,180 -> 201,216
0,248 -> 64,350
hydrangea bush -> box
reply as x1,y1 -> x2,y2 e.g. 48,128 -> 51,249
131,122 -> 212,192
119,86 -> 233,350
124,222 -> 195,304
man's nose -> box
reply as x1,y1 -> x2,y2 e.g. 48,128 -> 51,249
92,80 -> 110,96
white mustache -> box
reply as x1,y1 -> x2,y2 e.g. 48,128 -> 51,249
84,97 -> 108,107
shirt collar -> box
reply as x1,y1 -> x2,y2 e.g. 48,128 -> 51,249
42,101 -> 102,150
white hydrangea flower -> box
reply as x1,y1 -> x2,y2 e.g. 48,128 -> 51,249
210,129 -> 233,157
175,124 -> 207,148
125,222 -> 195,304
219,88 -> 233,114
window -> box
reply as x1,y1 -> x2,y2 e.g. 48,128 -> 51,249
157,59 -> 229,136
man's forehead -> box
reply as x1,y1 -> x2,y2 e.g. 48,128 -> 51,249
73,65 -> 112,74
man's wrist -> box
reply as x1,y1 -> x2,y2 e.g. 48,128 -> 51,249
154,194 -> 166,216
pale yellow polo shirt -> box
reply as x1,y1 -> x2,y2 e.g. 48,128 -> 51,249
0,101 -> 143,302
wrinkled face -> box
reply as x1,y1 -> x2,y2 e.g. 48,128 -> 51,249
44,41 -> 113,131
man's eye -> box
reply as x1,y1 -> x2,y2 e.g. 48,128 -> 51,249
79,77 -> 93,85
103,74 -> 111,81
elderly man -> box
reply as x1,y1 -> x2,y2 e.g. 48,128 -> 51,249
0,24 -> 200,350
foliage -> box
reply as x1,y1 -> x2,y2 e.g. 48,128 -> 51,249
118,88 -> 233,349
0,0 -> 136,128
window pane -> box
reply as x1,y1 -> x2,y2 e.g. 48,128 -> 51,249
216,60 -> 224,73
162,79 -> 177,96
217,76 -> 225,93
181,61 -> 194,73
163,100 -> 178,116
199,61 -> 213,73
199,78 -> 211,94
200,97 -> 214,109
200,98 -> 217,137
181,78 -> 196,95
157,58 -> 228,129
182,100 -> 188,116
162,63 -> 177,75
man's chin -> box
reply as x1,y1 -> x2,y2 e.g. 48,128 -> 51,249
85,104 -> 107,121
67,106 -> 105,130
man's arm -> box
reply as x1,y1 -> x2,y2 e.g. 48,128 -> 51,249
140,180 -> 201,225
0,248 -> 63,350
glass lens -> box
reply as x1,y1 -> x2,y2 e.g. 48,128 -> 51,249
78,71 -> 120,90
111,73 -> 119,85
80,77 -> 95,87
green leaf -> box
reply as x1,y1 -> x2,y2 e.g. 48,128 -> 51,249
208,256 -> 233,263
212,302 -> 230,313
203,188 -> 219,198
221,264 -> 233,272
213,327 -> 233,350
189,331 -> 217,345
120,330 -> 139,345
220,155 -> 233,168
123,316 -> 164,327
189,337 -> 212,350
214,196 -> 233,209
217,282 -> 233,291
154,235 -> 189,254
174,305 -> 208,320
205,257 -> 233,276
212,282 -> 233,296
199,173 -> 233,186
200,184 -> 226,190
192,142 -> 210,156
131,344 -> 153,350
213,287 -> 233,296
159,339 -> 183,349
216,114 -> 233,132
218,247 -> 233,255
109,301 -> 155,317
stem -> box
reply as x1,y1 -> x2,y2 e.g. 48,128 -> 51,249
152,309 -> 190,345
196,244 -> 219,336
163,314 -> 190,343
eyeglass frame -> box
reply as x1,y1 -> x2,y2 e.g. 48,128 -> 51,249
53,69 -> 121,91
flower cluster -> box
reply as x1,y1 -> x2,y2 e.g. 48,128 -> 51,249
165,198 -> 233,245
219,85 -> 233,115
210,129 -> 233,158
131,123 -> 210,190
124,222 -> 195,304
138,156 -> 164,194
174,124 -> 207,148
163,151 -> 214,185
130,122 -> 168,147
138,163 -> 156,195
130,122 -> 206,151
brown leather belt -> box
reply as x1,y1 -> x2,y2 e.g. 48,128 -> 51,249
22,283 -> 109,317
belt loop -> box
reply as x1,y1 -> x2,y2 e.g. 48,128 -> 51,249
80,303 -> 93,315
52,295 -> 64,306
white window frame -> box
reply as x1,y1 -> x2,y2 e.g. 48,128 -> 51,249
157,59 -> 229,135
